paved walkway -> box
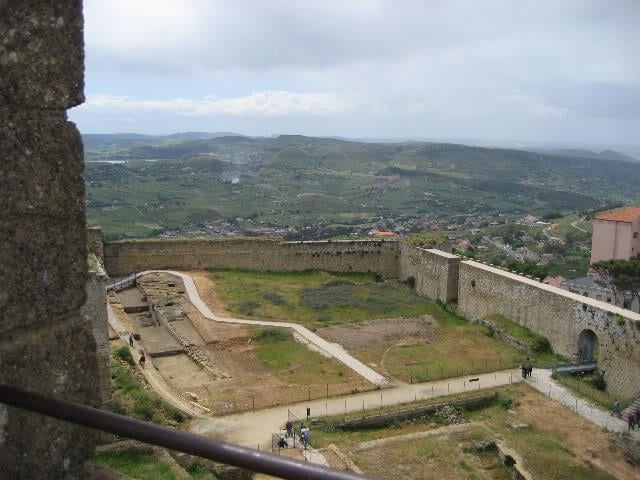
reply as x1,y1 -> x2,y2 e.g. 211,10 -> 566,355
525,368 -> 626,432
190,369 -> 520,448
141,270 -> 389,386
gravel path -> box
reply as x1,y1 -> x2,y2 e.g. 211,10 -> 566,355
525,368 -> 626,432
141,270 -> 389,386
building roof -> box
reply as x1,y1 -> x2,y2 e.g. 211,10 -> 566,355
371,231 -> 395,237
594,206 -> 640,223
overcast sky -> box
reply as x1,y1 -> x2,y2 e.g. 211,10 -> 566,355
70,0 -> 640,146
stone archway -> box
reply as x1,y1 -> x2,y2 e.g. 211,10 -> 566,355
577,329 -> 599,362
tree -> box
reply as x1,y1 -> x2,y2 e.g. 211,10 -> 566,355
506,259 -> 549,281
593,256 -> 640,306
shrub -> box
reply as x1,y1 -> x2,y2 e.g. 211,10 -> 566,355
614,314 -> 625,326
114,346 -> 135,366
258,328 -> 291,342
261,290 -> 287,305
532,336 -> 552,353
403,276 -> 416,289
236,299 -> 260,315
591,372 -> 607,391
323,278 -> 356,287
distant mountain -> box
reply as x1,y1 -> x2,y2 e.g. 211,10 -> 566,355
82,132 -> 244,151
529,148 -> 639,163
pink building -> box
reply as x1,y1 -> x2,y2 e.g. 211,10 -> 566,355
590,207 -> 640,264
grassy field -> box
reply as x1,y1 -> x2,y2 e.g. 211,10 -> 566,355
91,452 -> 178,480
355,308 -> 562,383
110,343 -> 187,425
90,452 -> 215,480
310,384 -> 618,480
552,372 -> 625,410
210,269 -> 563,382
209,269 -> 435,329
253,327 -> 362,385
484,314 -> 566,367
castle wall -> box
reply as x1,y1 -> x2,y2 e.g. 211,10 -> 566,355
398,244 -> 460,302
1,1 -> 101,477
87,225 -> 104,260
457,260 -> 640,398
101,235 -> 640,398
82,262 -> 111,406
104,238 -> 399,278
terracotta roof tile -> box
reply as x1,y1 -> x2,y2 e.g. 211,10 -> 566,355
594,207 -> 640,223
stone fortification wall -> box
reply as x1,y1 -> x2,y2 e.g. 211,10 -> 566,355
398,244 -> 460,302
1,1 -> 102,477
82,261 -> 111,406
104,238 -> 399,278
457,260 -> 640,398
87,225 -> 104,260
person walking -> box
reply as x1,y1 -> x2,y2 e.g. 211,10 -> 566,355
128,332 -> 134,347
285,420 -> 293,438
612,400 -> 621,417
300,424 -> 309,450
628,412 -> 636,431
139,351 -> 146,368
635,408 -> 640,428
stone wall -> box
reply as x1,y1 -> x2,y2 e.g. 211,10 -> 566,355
87,225 -> 104,260
457,260 -> 640,398
0,1 -> 101,478
104,238 -> 399,278
398,243 -> 460,302
82,259 -> 111,406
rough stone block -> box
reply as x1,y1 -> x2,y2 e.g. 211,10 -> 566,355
0,109 -> 85,219
0,0 -> 84,108
0,216 -> 87,330
0,314 -> 100,479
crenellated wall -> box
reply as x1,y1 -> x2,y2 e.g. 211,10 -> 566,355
104,238 -> 399,278
457,260 -> 640,398
398,243 -> 460,303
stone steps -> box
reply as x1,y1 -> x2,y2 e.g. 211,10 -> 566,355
622,396 -> 640,418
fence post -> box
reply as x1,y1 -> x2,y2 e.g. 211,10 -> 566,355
252,396 -> 255,409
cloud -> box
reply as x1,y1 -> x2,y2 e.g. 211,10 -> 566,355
78,91 -> 353,116
78,0 -> 640,143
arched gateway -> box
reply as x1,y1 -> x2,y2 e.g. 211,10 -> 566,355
577,329 -> 599,363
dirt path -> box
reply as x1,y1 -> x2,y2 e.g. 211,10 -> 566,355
141,270 -> 389,386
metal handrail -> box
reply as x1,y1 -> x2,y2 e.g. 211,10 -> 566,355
106,272 -> 141,292
0,385 -> 372,480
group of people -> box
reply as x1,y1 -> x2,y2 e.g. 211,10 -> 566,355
279,420 -> 310,450
128,332 -> 146,368
521,358 -> 533,379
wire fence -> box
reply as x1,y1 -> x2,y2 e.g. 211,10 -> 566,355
394,357 -> 570,384
203,380 -> 377,415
